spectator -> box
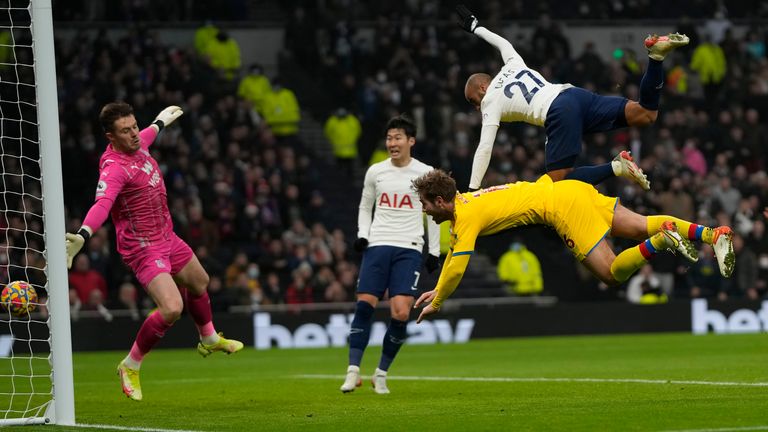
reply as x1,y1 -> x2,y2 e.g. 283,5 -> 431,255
687,246 -> 730,300
262,78 -> 301,143
206,275 -> 235,312
324,107 -> 362,178
225,251 -> 250,287
194,21 -> 219,57
690,33 -> 727,106
733,234 -> 760,299
496,241 -> 543,296
656,178 -> 695,222
108,281 -> 141,321
205,30 -> 242,81
238,63 -> 272,116
712,176 -> 742,216
68,254 -> 108,305
285,267 -> 314,306
626,264 -> 662,304
262,271 -> 284,305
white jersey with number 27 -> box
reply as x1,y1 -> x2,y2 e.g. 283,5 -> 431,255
481,59 -> 572,128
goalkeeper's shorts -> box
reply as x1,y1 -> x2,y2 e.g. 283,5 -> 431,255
122,232 -> 194,288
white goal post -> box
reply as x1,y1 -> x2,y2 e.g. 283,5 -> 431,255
0,0 -> 74,426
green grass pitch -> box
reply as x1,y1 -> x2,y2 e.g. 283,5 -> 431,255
2,332 -> 767,431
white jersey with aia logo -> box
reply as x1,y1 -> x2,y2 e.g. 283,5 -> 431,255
358,158 -> 440,255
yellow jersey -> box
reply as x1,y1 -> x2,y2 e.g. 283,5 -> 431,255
431,175 -> 617,309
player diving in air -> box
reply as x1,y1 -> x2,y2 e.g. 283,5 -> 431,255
456,5 -> 689,191
410,170 -> 735,322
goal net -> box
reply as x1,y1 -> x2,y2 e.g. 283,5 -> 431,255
0,0 -> 74,426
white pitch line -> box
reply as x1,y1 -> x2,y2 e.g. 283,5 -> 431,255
75,424 -> 204,432
660,427 -> 768,432
296,374 -> 768,387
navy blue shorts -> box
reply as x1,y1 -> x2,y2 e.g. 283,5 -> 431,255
544,87 -> 628,171
357,246 -> 422,299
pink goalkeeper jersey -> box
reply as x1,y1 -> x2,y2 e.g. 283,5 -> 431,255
82,127 -> 173,256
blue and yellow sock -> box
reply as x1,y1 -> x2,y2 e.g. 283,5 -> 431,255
646,215 -> 713,244
610,232 -> 667,283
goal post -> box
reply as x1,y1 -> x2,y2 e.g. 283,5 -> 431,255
0,0 -> 74,425
33,0 -> 75,426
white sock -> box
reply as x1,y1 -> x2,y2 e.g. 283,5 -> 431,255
201,333 -> 220,345
347,365 -> 360,373
374,368 -> 387,376
611,160 -> 622,176
123,355 -> 141,370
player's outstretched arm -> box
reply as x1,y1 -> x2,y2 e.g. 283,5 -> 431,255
151,105 -> 184,132
65,226 -> 92,269
415,250 -> 470,323
468,124 -> 500,191
456,5 -> 524,66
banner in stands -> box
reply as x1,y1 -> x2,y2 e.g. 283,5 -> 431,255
6,299 -> 767,353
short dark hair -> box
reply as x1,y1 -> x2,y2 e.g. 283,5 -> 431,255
385,115 -> 416,138
99,102 -> 134,132
411,169 -> 457,203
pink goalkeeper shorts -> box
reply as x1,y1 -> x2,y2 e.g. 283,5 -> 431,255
122,232 -> 194,288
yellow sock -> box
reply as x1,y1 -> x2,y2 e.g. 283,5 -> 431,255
610,245 -> 649,283
646,215 -> 714,244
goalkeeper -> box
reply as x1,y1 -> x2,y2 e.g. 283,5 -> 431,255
456,5 -> 689,191
65,102 -> 243,401
410,170 -> 735,323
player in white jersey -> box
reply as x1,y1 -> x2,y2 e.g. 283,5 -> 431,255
456,5 -> 689,191
340,115 -> 441,394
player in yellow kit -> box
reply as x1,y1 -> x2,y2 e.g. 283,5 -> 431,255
410,170 -> 735,323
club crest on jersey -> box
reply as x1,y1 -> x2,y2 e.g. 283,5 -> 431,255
378,192 -> 413,209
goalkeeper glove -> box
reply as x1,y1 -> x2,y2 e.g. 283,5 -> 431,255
65,227 -> 91,269
152,105 -> 184,131
353,237 -> 369,253
456,5 -> 479,33
424,254 -> 440,274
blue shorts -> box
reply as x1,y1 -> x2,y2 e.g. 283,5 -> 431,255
544,87 -> 628,171
357,246 -> 422,299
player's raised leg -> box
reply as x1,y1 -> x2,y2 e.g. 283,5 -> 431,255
625,33 -> 690,127
585,205 -> 697,284
645,215 -> 734,277
172,251 -> 243,356
545,90 -> 650,189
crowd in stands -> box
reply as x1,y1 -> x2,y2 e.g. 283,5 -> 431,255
47,4 -> 768,317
